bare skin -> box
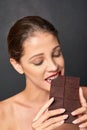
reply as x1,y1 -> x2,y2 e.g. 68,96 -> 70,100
0,87 -> 87,130
0,92 -> 67,130
82,87 -> 87,101
0,32 -> 87,130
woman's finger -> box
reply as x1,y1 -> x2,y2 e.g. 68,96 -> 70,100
38,114 -> 68,129
32,114 -> 68,130
71,88 -> 87,116
72,114 -> 87,124
79,121 -> 87,128
39,120 -> 64,130
79,87 -> 87,107
34,121 -> 64,130
71,107 -> 86,116
45,120 -> 64,130
32,109 -> 66,128
33,97 -> 54,121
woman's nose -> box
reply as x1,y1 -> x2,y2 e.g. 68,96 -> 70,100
47,59 -> 58,72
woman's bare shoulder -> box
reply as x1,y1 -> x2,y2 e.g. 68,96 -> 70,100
0,92 -> 24,123
0,92 -> 22,114
0,96 -> 14,114
0,91 -> 32,112
0,92 -> 34,129
0,95 -> 19,129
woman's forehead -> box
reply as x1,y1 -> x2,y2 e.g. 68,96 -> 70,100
23,32 -> 58,49
22,32 -> 59,57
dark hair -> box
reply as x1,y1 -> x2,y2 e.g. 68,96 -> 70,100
7,16 -> 58,62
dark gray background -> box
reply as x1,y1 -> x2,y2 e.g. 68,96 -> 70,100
0,0 -> 87,100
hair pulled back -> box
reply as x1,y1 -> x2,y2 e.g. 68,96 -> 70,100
7,16 -> 58,62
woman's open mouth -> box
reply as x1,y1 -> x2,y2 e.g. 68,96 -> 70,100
45,71 -> 61,84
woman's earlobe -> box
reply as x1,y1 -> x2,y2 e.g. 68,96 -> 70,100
10,58 -> 24,74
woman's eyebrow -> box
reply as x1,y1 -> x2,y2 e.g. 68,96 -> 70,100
29,46 -> 60,60
29,53 -> 44,60
53,45 -> 60,51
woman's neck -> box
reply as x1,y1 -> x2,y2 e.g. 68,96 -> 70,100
21,84 -> 49,106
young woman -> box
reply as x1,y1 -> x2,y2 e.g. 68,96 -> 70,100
0,16 -> 87,130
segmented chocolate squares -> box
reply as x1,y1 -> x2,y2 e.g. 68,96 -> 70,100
49,76 -> 81,123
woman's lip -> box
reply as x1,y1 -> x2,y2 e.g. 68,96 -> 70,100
45,71 -> 61,80
45,75 -> 58,84
44,71 -> 62,85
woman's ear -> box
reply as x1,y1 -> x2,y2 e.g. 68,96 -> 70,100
10,58 -> 24,74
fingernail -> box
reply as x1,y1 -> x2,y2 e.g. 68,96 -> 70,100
79,124 -> 84,128
71,111 -> 75,116
50,97 -> 54,101
51,97 -> 54,100
60,120 -> 64,125
60,108 -> 65,113
72,120 -> 77,124
63,115 -> 68,119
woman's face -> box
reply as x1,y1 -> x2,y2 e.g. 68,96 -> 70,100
18,32 -> 64,92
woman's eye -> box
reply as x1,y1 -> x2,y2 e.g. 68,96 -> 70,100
52,50 -> 62,57
33,60 -> 43,66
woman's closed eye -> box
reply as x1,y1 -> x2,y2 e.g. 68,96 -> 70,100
52,48 -> 62,57
32,58 -> 43,66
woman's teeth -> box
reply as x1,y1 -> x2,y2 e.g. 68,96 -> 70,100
47,75 -> 58,83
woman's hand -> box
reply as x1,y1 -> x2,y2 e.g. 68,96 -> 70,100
32,97 -> 68,130
71,87 -> 87,129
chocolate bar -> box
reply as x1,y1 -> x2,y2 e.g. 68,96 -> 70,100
49,76 -> 81,125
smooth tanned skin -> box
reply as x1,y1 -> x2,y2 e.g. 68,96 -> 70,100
0,86 -> 86,130
1,21 -> 87,129
0,32 -> 65,129
0,92 -> 43,130
82,87 -> 87,101
0,32 -> 87,130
